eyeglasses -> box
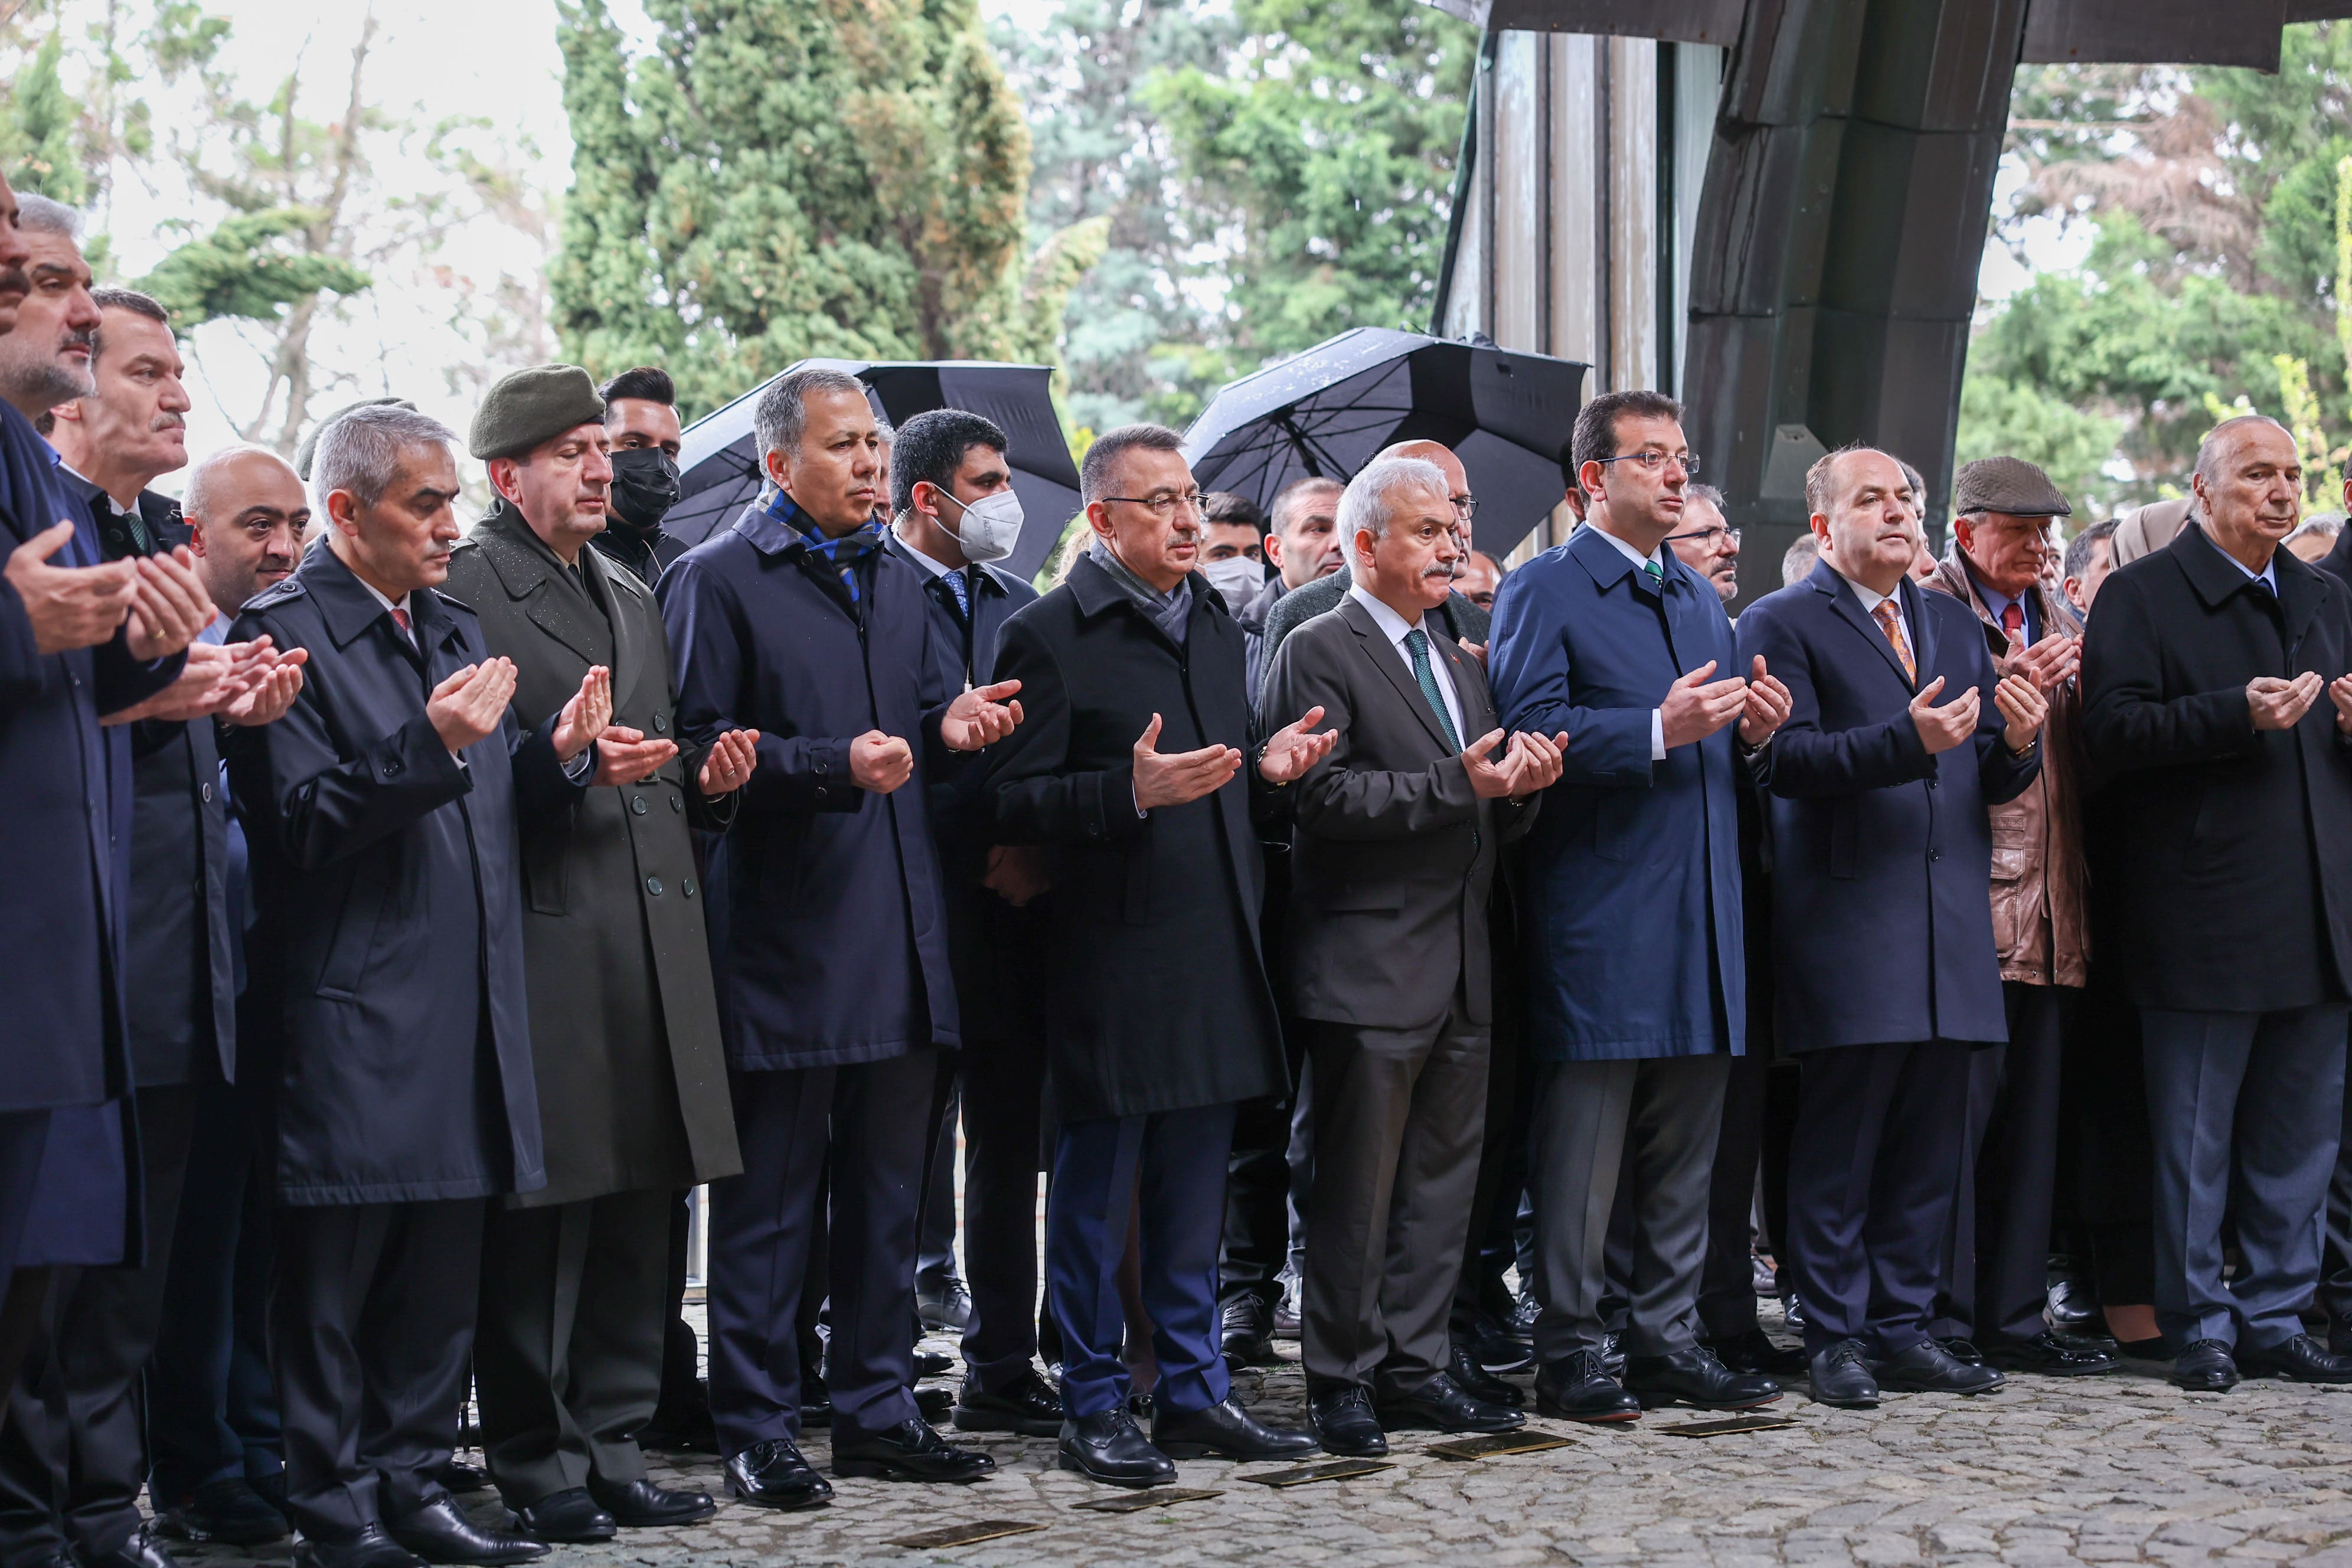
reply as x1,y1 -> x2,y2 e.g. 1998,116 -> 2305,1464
1595,450 -> 1701,477
1664,525 -> 1740,547
1102,491 -> 1206,519
1451,494 -> 1478,520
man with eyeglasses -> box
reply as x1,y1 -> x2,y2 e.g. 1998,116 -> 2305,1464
1665,484 -> 1742,606
1489,390 -> 1794,1423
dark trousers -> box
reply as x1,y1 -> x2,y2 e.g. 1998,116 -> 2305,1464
1217,1033 -> 1310,1314
2321,1022 -> 2352,1329
916,1088 -> 963,1293
1942,983 -> 2075,1344
0,1110 -> 51,1409
1528,1055 -> 1729,1363
1048,1103 -> 1236,1418
1299,1002 -> 1487,1397
1696,1053 -> 1773,1341
1452,942 -> 1533,1333
652,1191 -> 700,1420
474,1188 -> 668,1506
148,1079 -> 280,1502
957,1032 -> 1047,1392
1785,1040 -> 1972,1355
2141,1004 -> 2350,1350
0,1085 -> 198,1563
707,1053 -> 935,1452
273,1198 -> 484,1541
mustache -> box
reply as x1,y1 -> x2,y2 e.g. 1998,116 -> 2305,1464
63,324 -> 94,354
0,266 -> 25,299
151,413 -> 185,434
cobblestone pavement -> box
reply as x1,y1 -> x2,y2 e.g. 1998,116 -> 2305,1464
169,1312 -> 2352,1568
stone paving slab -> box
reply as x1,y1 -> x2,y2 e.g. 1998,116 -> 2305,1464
167,1323 -> 2352,1567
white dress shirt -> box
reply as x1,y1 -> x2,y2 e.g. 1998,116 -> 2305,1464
352,573 -> 416,646
1589,525 -> 1671,760
1348,583 -> 1466,746
1834,567 -> 1914,656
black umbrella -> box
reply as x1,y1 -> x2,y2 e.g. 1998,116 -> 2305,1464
669,358 -> 1081,580
1181,328 -> 1589,556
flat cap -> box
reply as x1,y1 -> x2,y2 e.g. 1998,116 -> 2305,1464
468,364 -> 606,462
296,395 -> 416,481
1954,455 -> 2072,519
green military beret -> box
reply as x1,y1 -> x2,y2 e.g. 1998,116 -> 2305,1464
1952,455 -> 2072,520
295,395 -> 417,482
468,364 -> 607,463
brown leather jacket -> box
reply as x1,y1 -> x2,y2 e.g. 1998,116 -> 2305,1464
1925,554 -> 2089,988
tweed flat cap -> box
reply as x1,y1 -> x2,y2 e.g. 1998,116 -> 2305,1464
295,396 -> 416,481
1954,455 -> 2072,519
469,364 -> 606,462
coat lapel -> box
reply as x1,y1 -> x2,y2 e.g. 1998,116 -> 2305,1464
1432,625 -> 1495,742
1341,595 -> 1454,756
586,545 -> 652,719
1900,576 -> 1939,684
1811,560 -> 1915,692
473,505 -> 610,668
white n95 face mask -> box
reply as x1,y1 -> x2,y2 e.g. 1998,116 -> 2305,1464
1199,554 -> 1265,613
936,488 -> 1024,563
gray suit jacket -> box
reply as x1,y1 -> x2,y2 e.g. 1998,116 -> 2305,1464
1264,594 -> 1533,1032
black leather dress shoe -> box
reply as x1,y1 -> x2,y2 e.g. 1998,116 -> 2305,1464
1449,1344 -> 1525,1407
161,1476 -> 291,1545
513,1488 -> 614,1544
919,1279 -> 974,1335
1220,1295 -> 1275,1367
1463,1310 -> 1534,1374
2045,1276 -> 2100,1329
1982,1330 -> 2119,1378
1378,1371 -> 1525,1433
2333,1322 -> 2352,1360
1780,1293 -> 1808,1335
386,1495 -> 548,1565
953,1368 -> 1064,1437
1623,1347 -> 1782,1411
1151,1396 -> 1320,1461
1600,1330 -> 1626,1380
1534,1350 -> 1641,1423
1059,1409 -> 1177,1488
294,1524 -> 427,1568
915,1384 -> 953,1422
2238,1332 -> 2352,1383
800,1371 -> 834,1429
1935,1337 -> 1985,1367
587,1476 -> 715,1528
433,1461 -> 491,1495
1703,1327 -> 1808,1378
85,1524 -> 184,1568
1807,1340 -> 1880,1409
833,1418 -> 997,1482
2170,1338 -> 2240,1391
1308,1386 -> 1388,1458
725,1439 -> 834,1510
913,1348 -> 956,1380
1871,1339 -> 2004,1395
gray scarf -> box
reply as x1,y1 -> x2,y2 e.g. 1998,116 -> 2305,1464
1089,537 -> 1194,647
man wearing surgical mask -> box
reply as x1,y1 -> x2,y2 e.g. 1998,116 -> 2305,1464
593,365 -> 687,586
884,409 -> 1066,1439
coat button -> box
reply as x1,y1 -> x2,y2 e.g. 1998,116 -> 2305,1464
631,796 -> 648,815
1926,778 -> 1937,789
670,794 -> 682,813
646,877 -> 664,896
201,781 -> 213,802
1930,850 -> 1942,862
652,713 -> 668,733
682,877 -> 697,897
383,757 -> 402,777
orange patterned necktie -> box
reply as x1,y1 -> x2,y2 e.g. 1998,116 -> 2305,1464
1873,600 -> 1915,683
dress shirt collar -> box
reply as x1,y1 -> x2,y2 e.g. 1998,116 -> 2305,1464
1588,521 -> 1665,573
2220,544 -> 2279,593
1831,564 -> 1902,619
1348,580 -> 1425,643
892,522 -> 959,580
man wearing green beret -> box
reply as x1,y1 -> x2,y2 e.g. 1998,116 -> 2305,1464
445,364 -> 761,1545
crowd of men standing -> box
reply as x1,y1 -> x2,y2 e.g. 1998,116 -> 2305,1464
7,146 -> 2352,1568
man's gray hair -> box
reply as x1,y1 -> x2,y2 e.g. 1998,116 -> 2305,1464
1781,532 -> 1821,588
15,194 -> 80,239
1338,456 -> 1450,547
312,404 -> 459,511
2289,512 -> 2344,546
1686,482 -> 1729,514
752,367 -> 866,469
1080,423 -> 1187,508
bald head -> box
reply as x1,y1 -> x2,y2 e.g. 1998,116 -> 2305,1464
1376,440 -> 1469,499
184,445 -> 309,616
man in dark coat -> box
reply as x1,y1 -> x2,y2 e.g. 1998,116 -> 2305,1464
659,367 -> 1019,1503
1735,445 -> 2045,1411
589,367 -> 687,588
1,287 -> 304,1568
877,409 -> 1064,1438
228,403 -> 612,1568
986,423 -> 1331,1487
0,183 -> 198,1402
1489,393 -> 1791,1423
2081,414 -> 2352,1391
445,365 -> 756,1543
1265,455 -> 1556,1458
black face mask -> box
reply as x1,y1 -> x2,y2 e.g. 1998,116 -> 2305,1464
608,447 -> 682,538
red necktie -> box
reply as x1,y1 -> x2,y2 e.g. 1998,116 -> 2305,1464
2000,600 -> 2023,648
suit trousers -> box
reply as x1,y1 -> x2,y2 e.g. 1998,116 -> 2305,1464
958,1030 -> 1048,1393
1217,1028 -> 1311,1314
1048,1103 -> 1236,1418
0,1085 -> 198,1563
0,1111 -> 50,1407
1785,1040 -> 1972,1355
2321,1024 -> 2352,1328
1942,983 -> 2076,1344
1299,999 -> 1488,1396
473,1187 -> 668,1505
271,1197 -> 482,1542
1529,1054 -> 1729,1363
1452,893 -> 1533,1334
707,1053 -> 935,1453
1696,1053 -> 1773,1341
148,1078 -> 282,1502
2141,1005 -> 2349,1350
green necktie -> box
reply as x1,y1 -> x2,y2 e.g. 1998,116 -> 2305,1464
1403,627 -> 1463,753
1644,559 -> 1664,589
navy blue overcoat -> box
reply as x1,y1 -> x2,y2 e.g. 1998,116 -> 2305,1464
1488,525 -> 1746,1061
1734,561 -> 2040,1053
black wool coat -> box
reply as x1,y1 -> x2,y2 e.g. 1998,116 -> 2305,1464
2079,521 -> 2352,1012
445,505 -> 743,1207
985,556 -> 1288,1121
227,541 -> 578,1204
